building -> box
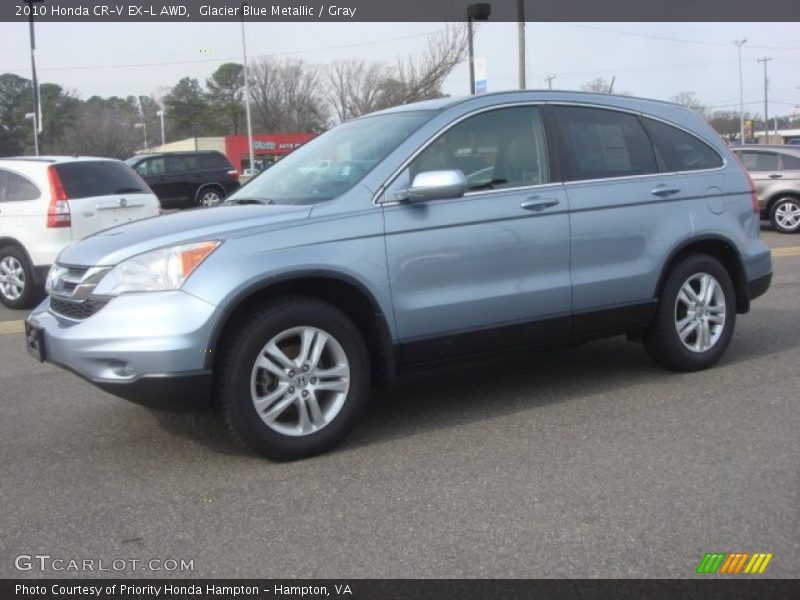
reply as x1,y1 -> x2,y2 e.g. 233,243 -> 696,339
141,133 -> 317,171
753,128 -> 800,145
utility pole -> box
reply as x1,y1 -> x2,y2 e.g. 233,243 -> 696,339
757,57 -> 772,143
466,4 -> 491,95
545,75 -> 556,90
241,4 -> 255,172
733,39 -> 747,142
517,0 -> 525,89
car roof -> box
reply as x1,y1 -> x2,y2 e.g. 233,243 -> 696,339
371,90 -> 688,116
0,155 -> 122,164
732,145 -> 800,153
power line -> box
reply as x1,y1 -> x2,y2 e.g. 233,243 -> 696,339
556,23 -> 800,51
0,29 -> 445,73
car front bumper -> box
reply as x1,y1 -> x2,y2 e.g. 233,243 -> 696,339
26,291 -> 218,411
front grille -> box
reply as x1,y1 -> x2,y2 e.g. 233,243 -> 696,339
50,297 -> 109,320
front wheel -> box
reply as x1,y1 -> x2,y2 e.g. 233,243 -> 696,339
769,197 -> 800,233
643,254 -> 736,372
215,297 -> 370,460
0,246 -> 39,309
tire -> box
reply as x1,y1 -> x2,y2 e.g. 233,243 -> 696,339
215,296 -> 371,460
196,186 -> 224,207
0,245 -> 40,309
769,196 -> 800,233
643,254 -> 736,372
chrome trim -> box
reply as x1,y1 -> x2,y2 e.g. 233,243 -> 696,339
47,265 -> 111,302
373,99 -> 729,206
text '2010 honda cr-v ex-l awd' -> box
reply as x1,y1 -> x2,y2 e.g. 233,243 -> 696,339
26,91 -> 773,460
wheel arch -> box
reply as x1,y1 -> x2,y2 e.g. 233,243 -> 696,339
207,270 -> 396,386
195,182 -> 226,203
655,235 -> 750,314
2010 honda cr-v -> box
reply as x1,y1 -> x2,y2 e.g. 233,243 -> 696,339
25,91 -> 773,460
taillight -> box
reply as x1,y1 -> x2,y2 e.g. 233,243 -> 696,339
730,152 -> 760,214
227,169 -> 240,180
47,166 -> 71,228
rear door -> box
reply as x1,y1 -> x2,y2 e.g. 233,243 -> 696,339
54,160 -> 161,239
165,155 -> 196,205
777,150 -> 800,187
552,105 -> 689,336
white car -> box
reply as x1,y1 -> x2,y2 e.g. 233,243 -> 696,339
0,156 -> 161,308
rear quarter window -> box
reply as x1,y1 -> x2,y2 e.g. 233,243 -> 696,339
55,161 -> 149,198
0,169 -> 40,201
197,153 -> 232,170
642,118 -> 723,171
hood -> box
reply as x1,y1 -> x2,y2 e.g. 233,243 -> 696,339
58,204 -> 312,266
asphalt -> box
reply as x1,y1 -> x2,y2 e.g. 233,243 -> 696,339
0,229 -> 798,578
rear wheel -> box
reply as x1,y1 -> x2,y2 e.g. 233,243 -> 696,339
215,297 -> 370,460
643,254 -> 736,371
0,246 -> 39,309
769,196 -> 800,233
196,186 -> 223,207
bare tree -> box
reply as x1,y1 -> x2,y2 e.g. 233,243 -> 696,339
327,59 -> 391,122
580,77 -> 631,96
326,23 -> 469,123
670,91 -> 708,116
249,57 -> 328,133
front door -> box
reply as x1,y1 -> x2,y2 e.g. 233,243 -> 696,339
381,105 -> 572,363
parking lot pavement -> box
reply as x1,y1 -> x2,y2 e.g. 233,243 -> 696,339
0,230 -> 798,579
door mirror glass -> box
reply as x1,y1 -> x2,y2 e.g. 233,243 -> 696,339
395,170 -> 467,202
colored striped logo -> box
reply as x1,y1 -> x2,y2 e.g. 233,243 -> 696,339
696,552 -> 773,574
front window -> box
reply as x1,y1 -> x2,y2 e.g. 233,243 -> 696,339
225,111 -> 435,205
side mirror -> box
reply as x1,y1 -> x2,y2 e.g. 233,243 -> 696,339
394,170 -> 467,203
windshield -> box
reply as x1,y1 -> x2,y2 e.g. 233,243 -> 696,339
225,110 -> 435,205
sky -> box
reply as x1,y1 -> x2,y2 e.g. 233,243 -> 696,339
1,21 -> 798,119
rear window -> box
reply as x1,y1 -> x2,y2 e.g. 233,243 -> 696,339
642,118 -> 723,171
55,161 -> 149,199
738,151 -> 780,171
779,153 -> 800,170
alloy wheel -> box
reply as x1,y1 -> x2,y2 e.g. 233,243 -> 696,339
774,200 -> 800,232
0,256 -> 25,301
674,272 -> 726,353
250,326 -> 350,437
199,190 -> 221,206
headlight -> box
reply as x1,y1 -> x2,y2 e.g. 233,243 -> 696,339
93,241 -> 221,296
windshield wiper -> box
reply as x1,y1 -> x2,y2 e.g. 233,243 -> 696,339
223,197 -> 276,205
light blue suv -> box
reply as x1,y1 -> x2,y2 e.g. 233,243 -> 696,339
26,91 -> 772,459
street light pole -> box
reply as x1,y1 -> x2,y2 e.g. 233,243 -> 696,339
545,75 -> 556,90
466,4 -> 491,95
517,0 -> 525,90
733,38 -> 747,142
25,0 -> 45,156
757,57 -> 772,143
241,4 -> 255,173
134,123 -> 147,149
156,110 -> 165,146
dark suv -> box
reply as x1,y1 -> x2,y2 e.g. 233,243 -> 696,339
125,151 -> 240,209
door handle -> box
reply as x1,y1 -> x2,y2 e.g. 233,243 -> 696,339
650,185 -> 681,197
768,173 -> 783,179
521,197 -> 560,211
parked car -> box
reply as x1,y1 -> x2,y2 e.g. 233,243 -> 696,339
125,151 -> 240,209
0,156 -> 160,309
27,92 -> 772,459
786,138 -> 800,146
731,145 -> 800,233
